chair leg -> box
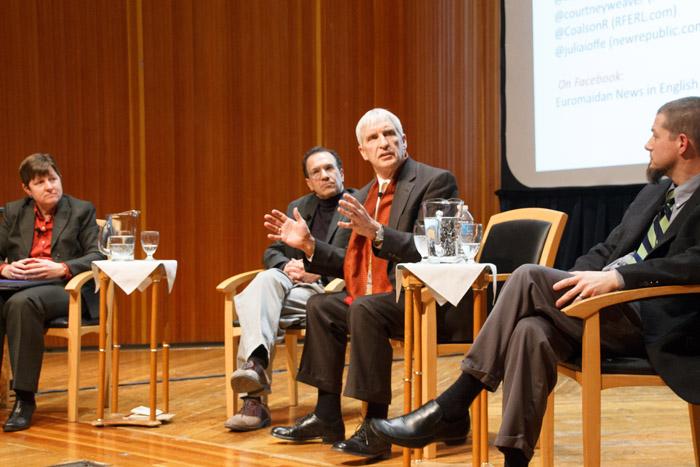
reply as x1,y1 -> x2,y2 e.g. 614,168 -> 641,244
581,380 -> 602,467
284,333 -> 299,406
540,390 -> 555,467
0,339 -> 10,408
66,326 -> 80,422
225,336 -> 239,418
690,403 -> 700,467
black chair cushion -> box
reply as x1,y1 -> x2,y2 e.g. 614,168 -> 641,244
561,356 -> 657,375
480,219 -> 551,273
47,316 -> 99,328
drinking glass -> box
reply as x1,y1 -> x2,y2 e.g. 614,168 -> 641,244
459,222 -> 483,263
413,221 -> 429,261
141,230 -> 160,260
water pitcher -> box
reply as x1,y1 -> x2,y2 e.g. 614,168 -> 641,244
421,198 -> 464,262
98,210 -> 140,261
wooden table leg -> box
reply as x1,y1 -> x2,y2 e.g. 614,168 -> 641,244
96,272 -> 109,423
473,282 -> 489,465
149,275 -> 161,423
162,281 -> 170,414
402,278 -> 417,467
412,286 -> 423,461
110,284 -> 120,414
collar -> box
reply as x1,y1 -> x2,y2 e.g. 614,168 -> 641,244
671,172 -> 700,211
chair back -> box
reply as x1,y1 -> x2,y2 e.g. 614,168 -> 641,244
477,208 -> 568,270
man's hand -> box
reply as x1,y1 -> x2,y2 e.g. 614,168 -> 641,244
282,259 -> 320,284
553,270 -> 623,308
337,193 -> 382,239
264,207 -> 316,257
1,258 -> 65,280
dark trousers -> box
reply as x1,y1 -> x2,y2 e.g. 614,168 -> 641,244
461,264 -> 646,459
296,291 -> 405,405
0,285 -> 69,393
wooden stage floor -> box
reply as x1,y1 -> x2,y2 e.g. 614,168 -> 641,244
0,346 -> 696,466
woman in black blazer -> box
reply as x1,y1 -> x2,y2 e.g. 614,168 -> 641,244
0,153 -> 103,431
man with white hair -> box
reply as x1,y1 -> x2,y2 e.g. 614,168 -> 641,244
264,108 -> 459,459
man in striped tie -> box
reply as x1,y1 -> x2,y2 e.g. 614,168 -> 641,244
371,96 -> 700,467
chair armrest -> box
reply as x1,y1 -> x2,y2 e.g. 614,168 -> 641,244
324,278 -> 345,293
561,284 -> 700,320
217,269 -> 264,294
64,270 -> 95,294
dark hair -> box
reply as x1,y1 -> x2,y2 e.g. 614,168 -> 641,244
302,146 -> 343,178
19,153 -> 62,186
657,96 -> 700,148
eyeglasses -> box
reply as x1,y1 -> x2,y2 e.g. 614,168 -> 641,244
308,165 -> 338,180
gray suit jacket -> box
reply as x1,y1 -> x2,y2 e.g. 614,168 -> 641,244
572,179 -> 700,403
263,189 -> 354,285
307,157 -> 459,286
0,195 -> 104,319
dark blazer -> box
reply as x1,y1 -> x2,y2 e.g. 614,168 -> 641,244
263,189 -> 354,285
0,195 -> 104,319
571,178 -> 700,403
307,157 -> 459,286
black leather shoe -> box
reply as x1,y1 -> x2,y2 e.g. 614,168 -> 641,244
3,400 -> 36,432
332,419 -> 392,459
369,400 -> 469,449
270,413 -> 344,443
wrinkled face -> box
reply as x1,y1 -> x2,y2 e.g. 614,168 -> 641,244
357,119 -> 407,179
22,167 -> 63,212
305,151 -> 344,199
645,113 -> 681,183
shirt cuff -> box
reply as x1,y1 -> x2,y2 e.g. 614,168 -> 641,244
614,270 -> 625,289
61,263 -> 73,279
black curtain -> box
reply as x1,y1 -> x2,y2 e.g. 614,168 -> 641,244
497,184 -> 644,270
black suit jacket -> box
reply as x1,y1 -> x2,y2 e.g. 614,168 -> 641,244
0,195 -> 105,318
263,189 -> 354,285
571,179 -> 700,403
307,157 -> 459,287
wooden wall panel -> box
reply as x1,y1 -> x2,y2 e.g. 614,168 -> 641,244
0,0 -> 501,345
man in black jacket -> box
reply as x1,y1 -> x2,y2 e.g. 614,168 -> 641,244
371,96 -> 700,466
225,146 -> 352,432
264,108 -> 459,459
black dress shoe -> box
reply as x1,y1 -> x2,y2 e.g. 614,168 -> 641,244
369,400 -> 469,448
332,419 -> 392,459
270,413 -> 344,443
3,400 -> 36,432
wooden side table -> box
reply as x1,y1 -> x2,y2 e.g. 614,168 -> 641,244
399,264 -> 496,466
91,260 -> 176,427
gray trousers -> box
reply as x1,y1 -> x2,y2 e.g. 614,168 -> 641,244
461,264 -> 645,459
234,268 -> 324,388
0,284 -> 69,393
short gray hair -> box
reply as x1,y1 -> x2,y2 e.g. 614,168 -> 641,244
355,108 -> 404,144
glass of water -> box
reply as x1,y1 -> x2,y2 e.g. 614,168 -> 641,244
108,235 -> 135,261
413,221 -> 429,262
459,222 -> 483,263
140,230 -> 160,260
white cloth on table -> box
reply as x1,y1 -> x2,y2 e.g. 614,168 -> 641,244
395,261 -> 497,306
92,260 -> 178,295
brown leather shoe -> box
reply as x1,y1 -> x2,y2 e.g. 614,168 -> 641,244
230,359 -> 270,394
224,397 -> 271,432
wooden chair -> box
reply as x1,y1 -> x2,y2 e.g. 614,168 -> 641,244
1,218 -> 112,422
420,207 -> 568,459
44,271 -> 113,422
540,285 -> 700,467
217,270 -> 344,418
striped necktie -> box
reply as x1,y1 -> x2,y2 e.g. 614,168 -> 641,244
631,188 -> 675,262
